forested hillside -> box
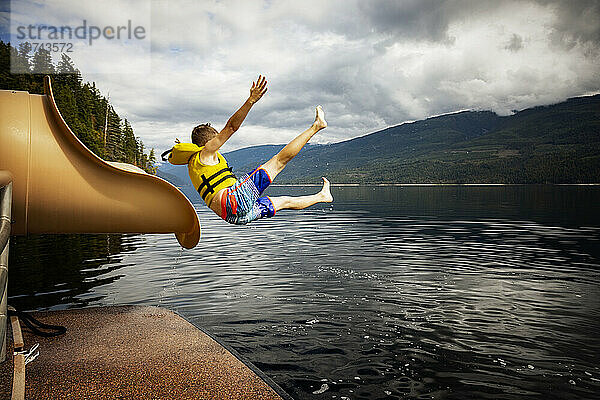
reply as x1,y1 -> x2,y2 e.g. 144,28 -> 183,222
159,93 -> 599,186
0,41 -> 156,173
318,95 -> 600,184
223,96 -> 600,184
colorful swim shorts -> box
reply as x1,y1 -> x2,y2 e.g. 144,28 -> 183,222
220,166 -> 276,225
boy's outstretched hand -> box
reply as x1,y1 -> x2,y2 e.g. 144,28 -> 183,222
249,75 -> 268,104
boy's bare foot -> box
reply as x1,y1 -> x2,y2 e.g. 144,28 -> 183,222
313,105 -> 327,130
319,177 -> 333,202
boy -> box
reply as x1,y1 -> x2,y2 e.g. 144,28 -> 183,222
167,75 -> 333,225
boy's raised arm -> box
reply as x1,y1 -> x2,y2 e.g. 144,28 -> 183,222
202,75 -> 268,155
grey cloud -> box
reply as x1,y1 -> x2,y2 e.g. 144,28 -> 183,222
505,34 -> 524,52
82,0 -> 600,152
355,0 -> 463,43
321,1 -> 507,44
311,0 -> 600,52
535,0 -> 600,49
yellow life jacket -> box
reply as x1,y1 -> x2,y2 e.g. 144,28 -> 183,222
168,143 -> 236,205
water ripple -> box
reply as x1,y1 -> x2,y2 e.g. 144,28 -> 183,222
8,186 -> 600,399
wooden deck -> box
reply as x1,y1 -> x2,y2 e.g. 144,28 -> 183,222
0,306 -> 289,399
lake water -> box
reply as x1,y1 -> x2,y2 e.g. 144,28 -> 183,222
8,185 -> 600,400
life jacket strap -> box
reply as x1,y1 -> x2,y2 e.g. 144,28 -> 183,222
161,148 -> 173,162
198,167 -> 235,201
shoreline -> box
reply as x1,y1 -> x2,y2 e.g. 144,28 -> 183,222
270,183 -> 600,187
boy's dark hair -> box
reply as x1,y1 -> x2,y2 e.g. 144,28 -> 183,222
191,123 -> 218,146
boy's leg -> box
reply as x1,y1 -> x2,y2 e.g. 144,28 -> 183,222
261,106 -> 327,181
269,177 -> 333,212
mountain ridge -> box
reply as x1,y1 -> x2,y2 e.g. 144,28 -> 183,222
159,94 -> 600,185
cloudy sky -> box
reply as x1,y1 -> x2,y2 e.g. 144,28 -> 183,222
2,0 -> 599,154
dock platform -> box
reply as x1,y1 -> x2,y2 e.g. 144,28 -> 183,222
0,306 -> 289,399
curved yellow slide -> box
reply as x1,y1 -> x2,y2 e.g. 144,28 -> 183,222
0,76 -> 200,249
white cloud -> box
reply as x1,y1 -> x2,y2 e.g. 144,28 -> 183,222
5,0 -> 599,153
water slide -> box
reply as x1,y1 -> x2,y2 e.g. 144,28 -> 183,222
0,76 -> 200,249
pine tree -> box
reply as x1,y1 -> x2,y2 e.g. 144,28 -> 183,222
147,148 -> 157,174
56,53 -> 82,90
31,48 -> 54,74
16,42 -> 33,73
122,119 -> 137,164
105,107 -> 123,161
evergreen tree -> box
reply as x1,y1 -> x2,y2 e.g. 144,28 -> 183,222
137,139 -> 145,168
56,53 -> 82,90
147,149 -> 157,174
31,48 -> 54,74
122,119 -> 137,164
105,107 -> 123,161
16,42 -> 32,73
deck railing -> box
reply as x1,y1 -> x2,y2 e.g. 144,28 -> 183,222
0,172 -> 12,363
